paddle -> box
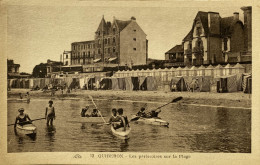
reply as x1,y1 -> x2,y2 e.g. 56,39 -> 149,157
88,95 -> 106,123
8,117 -> 46,126
130,97 -> 183,121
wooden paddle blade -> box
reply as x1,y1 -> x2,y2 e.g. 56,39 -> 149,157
172,97 -> 183,102
130,116 -> 140,121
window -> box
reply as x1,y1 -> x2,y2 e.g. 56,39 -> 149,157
88,44 -> 90,49
108,38 -> 110,44
133,38 -> 136,41
108,48 -> 110,53
189,42 -> 192,49
196,27 -> 202,36
66,55 -> 68,59
113,37 -> 115,43
98,31 -> 100,36
65,61 -> 68,65
198,40 -> 201,48
98,49 -> 101,54
88,51 -> 90,57
113,28 -> 116,34
93,44 -> 95,48
224,38 -> 228,51
105,39 -> 107,44
113,47 -> 116,53
133,48 -> 136,51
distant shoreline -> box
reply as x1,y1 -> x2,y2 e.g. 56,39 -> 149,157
7,88 -> 251,109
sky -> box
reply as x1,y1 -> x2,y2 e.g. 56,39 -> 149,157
6,1 -> 246,73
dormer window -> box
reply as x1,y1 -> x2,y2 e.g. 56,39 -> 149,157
133,38 -> 136,41
133,29 -> 136,32
224,38 -> 228,51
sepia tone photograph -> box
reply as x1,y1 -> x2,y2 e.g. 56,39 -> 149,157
0,0 -> 259,164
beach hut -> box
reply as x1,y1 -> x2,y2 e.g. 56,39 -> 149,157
197,65 -> 206,76
189,66 -> 197,76
232,63 -> 245,74
214,64 -> 224,77
176,67 -> 182,76
118,77 -> 126,90
205,65 -> 214,77
224,63 -> 232,76
215,74 -> 238,93
242,73 -> 252,93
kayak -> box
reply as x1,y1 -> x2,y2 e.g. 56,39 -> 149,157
8,98 -> 28,102
131,115 -> 169,127
68,117 -> 106,123
111,126 -> 131,139
16,124 -> 37,136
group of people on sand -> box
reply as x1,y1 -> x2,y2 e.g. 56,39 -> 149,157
14,100 -> 56,128
18,92 -> 30,103
81,106 -> 100,117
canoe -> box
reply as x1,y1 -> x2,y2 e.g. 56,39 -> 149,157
16,124 -> 37,136
68,117 -> 106,123
131,115 -> 169,127
8,98 -> 28,102
111,126 -> 131,139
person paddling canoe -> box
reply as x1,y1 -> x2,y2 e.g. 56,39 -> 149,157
146,109 -> 161,118
116,108 -> 129,131
108,108 -> 121,129
90,109 -> 101,117
14,108 -> 32,128
45,100 -> 55,126
81,106 -> 89,117
136,107 -> 147,117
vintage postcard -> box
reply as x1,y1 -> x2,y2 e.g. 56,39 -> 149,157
0,0 -> 259,164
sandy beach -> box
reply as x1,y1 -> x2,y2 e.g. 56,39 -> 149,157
7,88 -> 251,109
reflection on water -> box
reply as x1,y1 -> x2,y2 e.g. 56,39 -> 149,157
7,99 -> 251,153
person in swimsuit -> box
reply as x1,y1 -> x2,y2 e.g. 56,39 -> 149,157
45,100 -> 56,126
116,108 -> 129,131
14,108 -> 32,128
136,107 -> 147,117
90,109 -> 100,117
81,106 -> 89,117
108,108 -> 121,129
146,109 -> 161,118
26,92 -> 30,103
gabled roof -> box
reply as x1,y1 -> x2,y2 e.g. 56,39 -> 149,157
165,45 -> 183,54
183,30 -> 193,41
115,19 -> 132,32
220,16 -> 243,37
196,11 -> 209,35
96,16 -> 107,32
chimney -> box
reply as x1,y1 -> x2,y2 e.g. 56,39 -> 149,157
131,16 -> 136,21
233,12 -> 239,20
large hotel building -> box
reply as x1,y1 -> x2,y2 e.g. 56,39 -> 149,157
70,16 -> 148,70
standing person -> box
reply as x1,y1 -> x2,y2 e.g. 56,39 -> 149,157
19,93 -> 23,99
108,108 -> 121,129
117,108 -> 129,131
45,100 -> 56,126
14,108 -> 32,128
51,88 -> 55,97
26,92 -> 30,103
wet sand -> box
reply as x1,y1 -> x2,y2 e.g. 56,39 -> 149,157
8,89 -> 251,108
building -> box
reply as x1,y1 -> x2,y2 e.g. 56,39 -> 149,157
165,45 -> 184,67
32,59 -> 63,78
240,6 -> 252,61
71,16 -> 148,71
7,59 -> 20,74
62,51 -> 71,66
166,7 -> 252,66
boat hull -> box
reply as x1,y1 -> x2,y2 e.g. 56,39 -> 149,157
16,124 -> 37,136
132,115 -> 169,127
111,126 -> 131,139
